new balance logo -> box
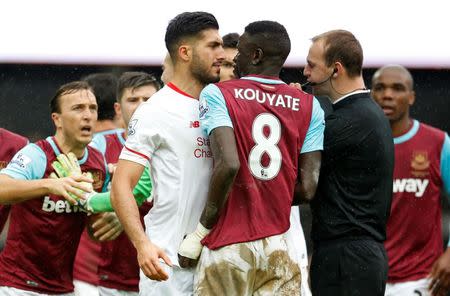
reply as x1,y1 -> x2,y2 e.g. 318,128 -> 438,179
42,196 -> 82,213
190,121 -> 200,128
393,178 -> 429,198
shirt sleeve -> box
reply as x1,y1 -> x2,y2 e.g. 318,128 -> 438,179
119,104 -> 164,167
0,143 -> 47,180
441,133 -> 450,196
87,165 -> 152,213
300,97 -> 325,154
199,84 -> 233,136
89,134 -> 107,155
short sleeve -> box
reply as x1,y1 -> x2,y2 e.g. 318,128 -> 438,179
441,133 -> 450,196
199,84 -> 233,136
90,133 -> 107,155
119,104 -> 164,167
301,97 -> 325,154
0,143 -> 47,180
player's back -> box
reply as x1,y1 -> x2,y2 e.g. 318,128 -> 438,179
202,75 -> 314,250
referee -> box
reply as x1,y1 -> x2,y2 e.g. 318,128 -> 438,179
303,30 -> 394,296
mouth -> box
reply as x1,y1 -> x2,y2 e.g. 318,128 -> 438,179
80,126 -> 92,135
381,106 -> 395,115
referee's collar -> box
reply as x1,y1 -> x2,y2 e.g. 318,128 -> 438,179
333,89 -> 370,105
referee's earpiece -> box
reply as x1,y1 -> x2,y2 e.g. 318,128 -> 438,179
332,68 -> 338,77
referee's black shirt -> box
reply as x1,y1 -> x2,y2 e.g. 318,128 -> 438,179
311,92 -> 394,244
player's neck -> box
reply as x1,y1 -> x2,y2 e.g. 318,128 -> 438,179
329,77 -> 365,102
94,120 -> 118,133
53,133 -> 86,159
391,117 -> 412,138
171,72 -> 206,99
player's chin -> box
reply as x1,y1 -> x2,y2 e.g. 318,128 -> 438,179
78,135 -> 93,145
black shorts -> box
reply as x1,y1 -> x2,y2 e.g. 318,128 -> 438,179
310,239 -> 388,296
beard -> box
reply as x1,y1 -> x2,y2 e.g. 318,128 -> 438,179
190,52 -> 220,85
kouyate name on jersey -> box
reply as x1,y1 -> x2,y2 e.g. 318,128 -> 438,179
233,88 -> 300,111
393,178 -> 429,197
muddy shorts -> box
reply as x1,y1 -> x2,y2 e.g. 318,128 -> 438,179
194,233 -> 301,296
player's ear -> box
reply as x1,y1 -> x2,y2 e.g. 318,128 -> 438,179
114,102 -> 122,118
178,44 -> 192,62
409,90 -> 415,106
51,112 -> 62,128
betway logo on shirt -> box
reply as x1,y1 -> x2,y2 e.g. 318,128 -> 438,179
42,196 -> 83,213
393,178 -> 429,197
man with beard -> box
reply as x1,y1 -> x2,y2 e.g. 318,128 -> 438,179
110,11 -> 224,295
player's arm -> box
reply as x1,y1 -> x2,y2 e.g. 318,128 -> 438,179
178,84 -> 236,268
0,145 -> 91,205
429,133 -> 450,296
0,175 -> 90,204
293,152 -> 321,204
111,159 -> 171,281
293,97 -> 324,204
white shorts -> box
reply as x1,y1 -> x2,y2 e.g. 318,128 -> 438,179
98,286 -> 138,296
385,278 -> 430,296
0,286 -> 74,296
139,265 -> 194,296
195,233 -> 301,296
287,206 -> 311,296
73,280 -> 98,296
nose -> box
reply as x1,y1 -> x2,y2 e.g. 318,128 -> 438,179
303,66 -> 310,77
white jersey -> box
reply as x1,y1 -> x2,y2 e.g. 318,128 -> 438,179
120,83 -> 213,266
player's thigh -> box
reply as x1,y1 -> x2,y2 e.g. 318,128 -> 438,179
194,243 -> 256,296
385,278 -> 430,296
254,234 -> 301,296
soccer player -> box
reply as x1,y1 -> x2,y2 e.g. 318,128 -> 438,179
0,81 -> 110,295
110,11 -> 224,295
92,71 -> 161,296
0,129 -> 28,246
371,65 -> 450,296
74,72 -> 123,296
178,20 -> 324,295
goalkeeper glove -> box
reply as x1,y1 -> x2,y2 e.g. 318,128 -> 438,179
50,152 -> 94,202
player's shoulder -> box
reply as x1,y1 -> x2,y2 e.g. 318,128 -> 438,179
0,128 -> 28,146
418,121 -> 446,138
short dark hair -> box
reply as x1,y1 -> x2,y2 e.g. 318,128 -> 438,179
165,11 -> 219,58
81,73 -> 118,121
244,20 -> 291,63
312,30 -> 363,77
222,32 -> 239,49
50,81 -> 92,113
117,72 -> 162,102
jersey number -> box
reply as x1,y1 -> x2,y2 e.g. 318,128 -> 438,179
249,113 -> 282,180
